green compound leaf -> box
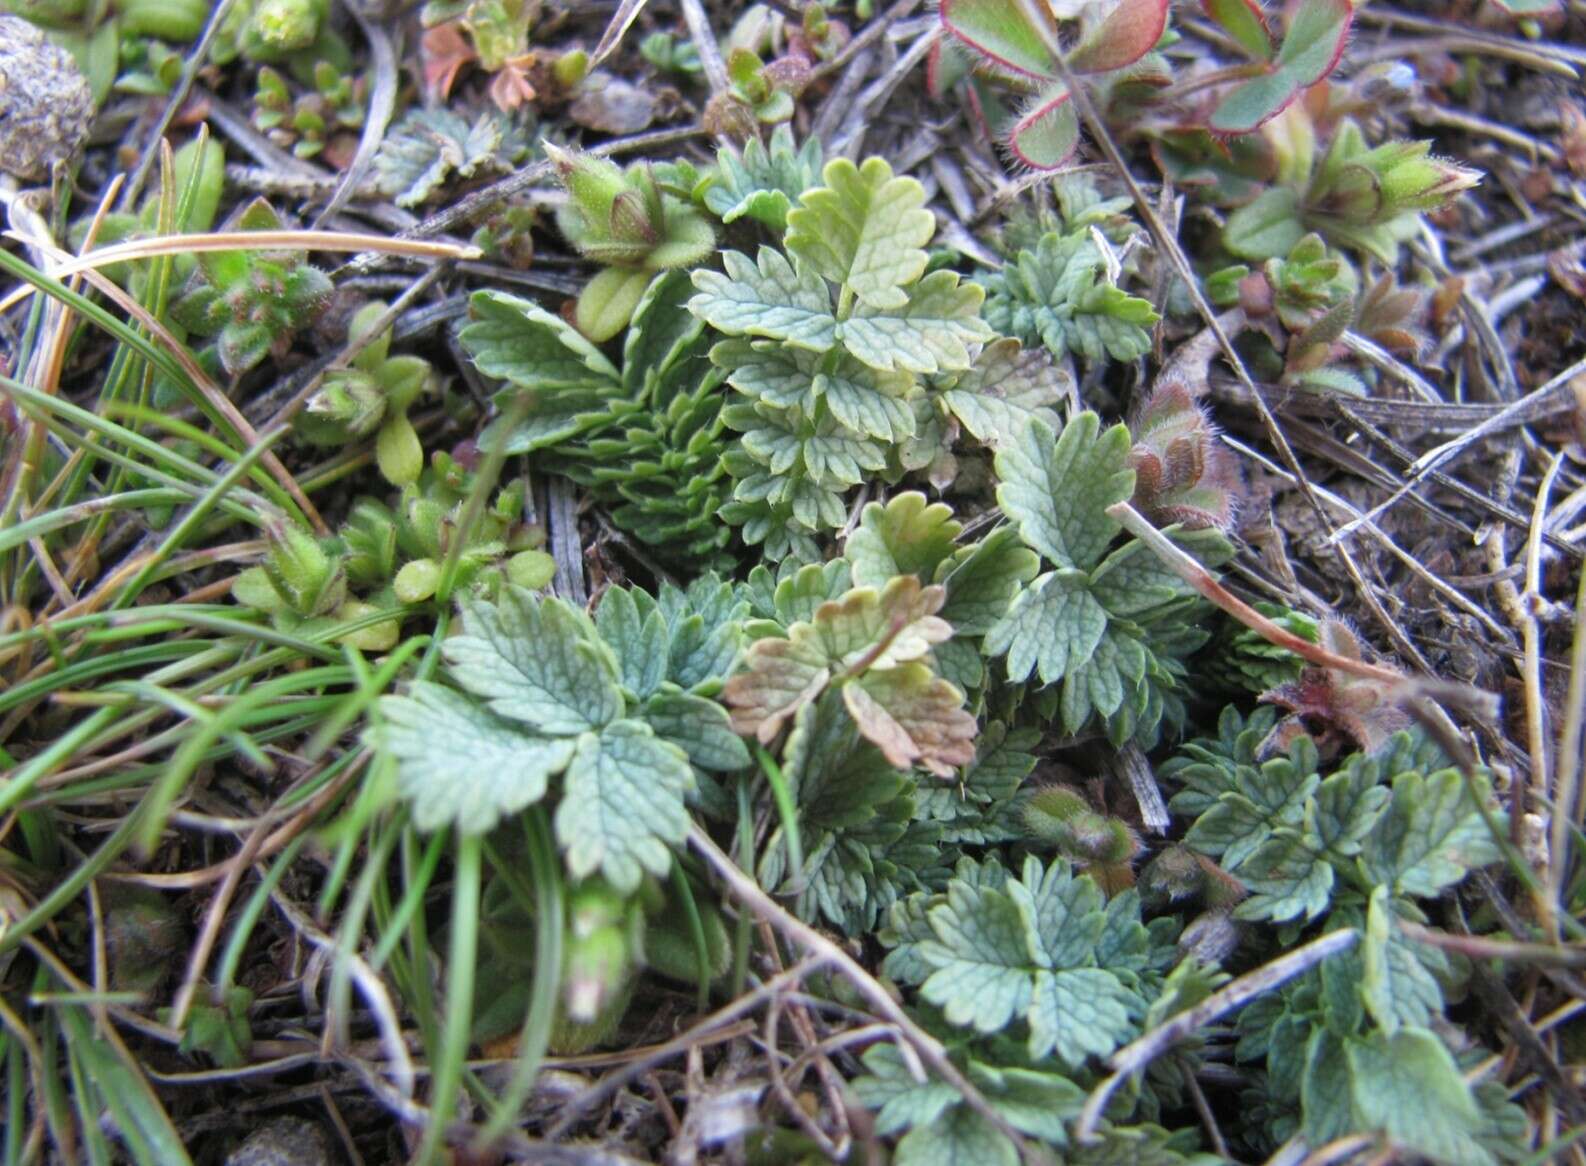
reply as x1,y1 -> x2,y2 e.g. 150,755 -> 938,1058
846,492 -> 964,589
688,247 -> 836,350
897,1106 -> 1018,1166
714,339 -> 918,443
984,569 -> 1107,686
914,856 -> 1140,1067
919,879 -> 1034,1035
375,682 -> 575,835
444,588 -> 624,736
937,338 -> 1070,450
838,270 -> 993,374
461,290 -> 621,390
898,1106 -> 1018,1166
938,527 -> 1041,636
1026,966 -> 1136,1068
995,413 -> 1135,572
979,232 -> 1159,363
1361,888 -> 1447,1034
1345,1027 -> 1493,1166
786,156 -> 936,310
1359,768 -> 1505,897
701,125 -> 825,232
1232,831 -> 1334,923
555,719 -> 695,894
620,269 -> 708,398
852,1044 -> 962,1138
640,689 -> 751,772
595,585 -> 671,702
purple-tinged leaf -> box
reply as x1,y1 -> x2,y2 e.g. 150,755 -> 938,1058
940,0 -> 1058,81
1202,0 -> 1273,61
1068,0 -> 1169,75
1009,86 -> 1080,170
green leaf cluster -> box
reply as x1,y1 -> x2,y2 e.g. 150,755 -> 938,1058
459,273 -> 736,566
881,854 -> 1170,1068
1225,117 -> 1481,265
1169,714 -> 1506,924
551,145 -> 716,341
699,126 -> 824,233
168,197 -> 333,376
986,412 -> 1233,746
689,155 -> 995,557
977,227 -> 1160,365
373,584 -> 748,892
1233,896 -> 1525,1164
294,300 -> 433,487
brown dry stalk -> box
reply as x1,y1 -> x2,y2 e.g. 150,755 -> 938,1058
1105,502 -> 1403,683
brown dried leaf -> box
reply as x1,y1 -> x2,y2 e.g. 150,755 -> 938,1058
841,664 -> 978,778
722,637 -> 830,744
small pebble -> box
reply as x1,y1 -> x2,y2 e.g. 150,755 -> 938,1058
0,15 -> 94,180
223,1117 -> 336,1166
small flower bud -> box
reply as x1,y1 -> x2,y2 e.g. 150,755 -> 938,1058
342,498 -> 398,587
562,880 -> 642,1024
263,519 -> 346,617
299,373 -> 386,444
249,0 -> 320,52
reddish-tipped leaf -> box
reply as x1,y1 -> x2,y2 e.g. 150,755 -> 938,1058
1068,0 -> 1170,75
939,0 -> 1058,81
1009,85 -> 1080,169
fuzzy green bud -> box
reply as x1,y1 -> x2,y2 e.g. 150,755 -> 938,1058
397,492 -> 448,560
1378,150 -> 1481,216
262,519 -> 345,617
563,880 -> 642,1025
1020,787 -> 1089,839
341,498 -> 398,587
552,47 -> 587,90
249,0 -> 320,51
298,373 -> 386,445
544,142 -> 625,231
1139,845 -> 1205,904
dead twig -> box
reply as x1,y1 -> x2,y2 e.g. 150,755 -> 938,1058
1076,929 -> 1360,1142
688,825 -> 1044,1164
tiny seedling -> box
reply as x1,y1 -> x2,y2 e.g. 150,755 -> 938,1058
168,197 -> 334,377
295,301 -> 434,487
